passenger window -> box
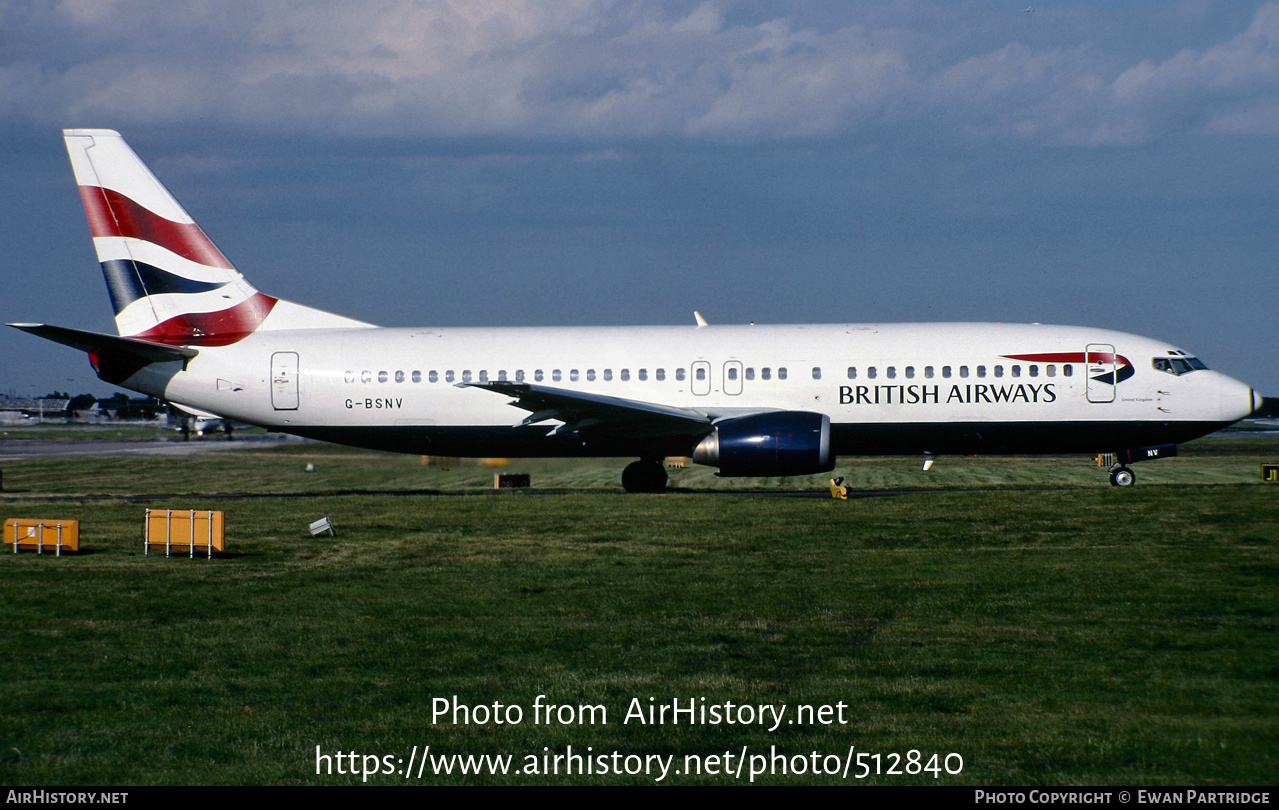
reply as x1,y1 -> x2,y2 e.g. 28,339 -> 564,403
976,365 -> 986,378
1046,365 -> 1056,377
676,368 -> 686,381
479,370 -> 489,383
959,366 -> 969,379
906,366 -> 915,379
994,366 -> 1003,378
345,371 -> 355,383
942,366 -> 952,379
745,368 -> 754,380
778,367 -> 788,380
445,370 -> 455,383
411,370 -> 421,383
1029,365 -> 1039,378
378,371 -> 388,383
925,366 -> 934,379
1063,365 -> 1073,377
587,369 -> 596,382
887,366 -> 897,380
551,370 -> 560,382
603,369 -> 612,381
729,367 -> 739,380
394,370 -> 404,383
656,369 -> 666,381
639,369 -> 647,381
515,370 -> 524,382
847,367 -> 857,379
761,368 -> 771,380
570,370 -> 579,382
621,369 -> 630,381
534,370 -> 544,382
695,367 -> 706,381
811,367 -> 821,380
462,370 -> 472,383
868,367 -> 877,380
1011,366 -> 1021,378
428,371 -> 438,383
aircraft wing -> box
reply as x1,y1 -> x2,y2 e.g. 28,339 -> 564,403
462,381 -> 714,440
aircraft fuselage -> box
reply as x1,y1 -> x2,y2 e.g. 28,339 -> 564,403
127,321 -> 1256,460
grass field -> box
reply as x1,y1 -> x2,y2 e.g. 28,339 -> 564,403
1,436 -> 1276,785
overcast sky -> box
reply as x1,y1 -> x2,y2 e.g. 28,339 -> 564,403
2,0 -> 1277,398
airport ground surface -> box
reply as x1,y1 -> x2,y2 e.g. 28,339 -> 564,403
0,426 -> 1275,784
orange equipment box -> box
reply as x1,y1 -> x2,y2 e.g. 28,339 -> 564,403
145,509 -> 225,557
4,518 -> 80,554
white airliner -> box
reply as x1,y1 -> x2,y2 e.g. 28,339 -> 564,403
10,130 -> 1263,491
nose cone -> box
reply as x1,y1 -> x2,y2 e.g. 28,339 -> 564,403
1219,373 -> 1259,423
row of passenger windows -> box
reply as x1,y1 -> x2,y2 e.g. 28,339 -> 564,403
724,367 -> 789,380
842,364 -> 1072,380
343,367 -> 793,384
342,364 -> 1079,384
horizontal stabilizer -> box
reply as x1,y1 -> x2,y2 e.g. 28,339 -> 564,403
7,323 -> 198,363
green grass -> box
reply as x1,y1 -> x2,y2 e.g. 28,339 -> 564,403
2,435 -> 1276,496
0,439 -> 1276,784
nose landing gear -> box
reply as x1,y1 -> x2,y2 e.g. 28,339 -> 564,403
1109,465 -> 1135,487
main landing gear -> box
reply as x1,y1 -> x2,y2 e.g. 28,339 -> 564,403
622,459 -> 668,493
1109,465 -> 1135,487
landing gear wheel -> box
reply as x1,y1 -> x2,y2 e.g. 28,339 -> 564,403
622,460 -> 668,493
1109,466 -> 1135,487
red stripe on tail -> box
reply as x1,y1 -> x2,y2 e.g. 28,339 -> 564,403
79,185 -> 234,269
131,293 -> 278,346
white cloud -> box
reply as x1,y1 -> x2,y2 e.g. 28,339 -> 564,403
1108,2 -> 1279,137
4,0 -> 1279,145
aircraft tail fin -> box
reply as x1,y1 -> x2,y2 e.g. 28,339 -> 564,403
63,129 -> 370,346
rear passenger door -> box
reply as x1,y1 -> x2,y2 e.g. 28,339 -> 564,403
271,351 -> 299,410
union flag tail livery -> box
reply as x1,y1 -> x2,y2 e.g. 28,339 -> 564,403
63,129 -> 368,345
11,130 -> 1264,491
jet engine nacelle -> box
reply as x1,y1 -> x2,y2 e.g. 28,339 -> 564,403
692,411 -> 833,477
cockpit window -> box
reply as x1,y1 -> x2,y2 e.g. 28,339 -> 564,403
1153,355 -> 1208,376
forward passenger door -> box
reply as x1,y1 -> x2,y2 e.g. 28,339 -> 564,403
1086,344 -> 1116,404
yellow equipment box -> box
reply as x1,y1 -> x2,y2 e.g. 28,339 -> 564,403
4,518 -> 80,554
145,509 -> 225,557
